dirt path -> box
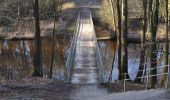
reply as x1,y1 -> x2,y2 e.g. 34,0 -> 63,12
69,84 -> 108,100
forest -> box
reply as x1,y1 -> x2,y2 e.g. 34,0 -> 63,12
0,0 -> 170,99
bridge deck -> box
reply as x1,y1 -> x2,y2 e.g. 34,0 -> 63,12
71,11 -> 98,84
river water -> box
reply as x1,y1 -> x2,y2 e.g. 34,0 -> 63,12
99,41 -> 167,82
0,38 -> 166,82
0,37 -> 69,80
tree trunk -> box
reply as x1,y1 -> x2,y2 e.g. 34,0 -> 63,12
110,0 -> 117,35
121,0 -> 129,79
33,0 -> 43,77
108,50 -> 116,82
149,0 -> 159,88
16,2 -> 20,32
160,0 -> 169,86
49,0 -> 57,78
117,0 -> 123,80
135,0 -> 147,82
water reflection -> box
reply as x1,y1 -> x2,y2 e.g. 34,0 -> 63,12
0,37 -> 69,80
99,41 -> 117,81
99,41 -> 167,82
128,44 -> 140,80
0,37 -> 167,82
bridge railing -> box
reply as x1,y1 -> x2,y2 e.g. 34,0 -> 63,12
90,13 -> 105,83
119,65 -> 170,92
65,13 -> 80,82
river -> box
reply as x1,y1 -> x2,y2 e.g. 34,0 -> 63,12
0,38 -> 166,82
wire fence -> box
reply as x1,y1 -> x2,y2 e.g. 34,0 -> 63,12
119,65 -> 170,92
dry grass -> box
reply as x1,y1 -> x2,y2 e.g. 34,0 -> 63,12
0,77 -> 73,100
128,23 -> 169,40
62,2 -> 76,10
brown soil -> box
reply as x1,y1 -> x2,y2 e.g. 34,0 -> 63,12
95,25 -> 111,38
0,77 -> 73,100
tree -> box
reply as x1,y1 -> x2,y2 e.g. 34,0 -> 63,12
121,0 -> 130,79
160,0 -> 169,86
49,0 -> 57,78
33,0 -> 43,77
135,0 -> 148,82
116,0 -> 123,80
49,0 -> 64,78
110,0 -> 117,33
16,1 -> 20,31
108,0 -> 118,82
149,0 -> 159,88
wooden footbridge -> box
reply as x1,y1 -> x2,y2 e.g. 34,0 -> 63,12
65,8 -> 104,84
65,8 -> 170,100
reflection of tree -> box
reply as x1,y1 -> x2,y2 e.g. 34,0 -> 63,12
21,41 -> 30,69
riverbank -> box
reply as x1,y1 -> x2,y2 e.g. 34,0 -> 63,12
0,77 -> 168,99
0,77 -> 73,100
94,17 -> 170,43
0,18 -> 75,41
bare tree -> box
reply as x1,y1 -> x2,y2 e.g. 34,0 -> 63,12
49,0 -> 64,78
149,0 -> 159,88
16,1 -> 20,31
116,0 -> 123,80
121,0 -> 129,79
108,0 -> 118,82
33,0 -> 43,77
135,0 -> 148,82
161,0 -> 169,86
49,0 -> 57,78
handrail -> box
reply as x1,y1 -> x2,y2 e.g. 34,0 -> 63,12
90,13 -> 105,83
117,65 -> 170,92
115,65 -> 170,77
65,13 -> 80,82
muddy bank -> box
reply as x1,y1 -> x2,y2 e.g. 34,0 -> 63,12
0,18 -> 75,41
0,7 -> 78,41
127,37 -> 170,43
0,77 -> 74,100
93,16 -> 170,43
95,26 -> 170,43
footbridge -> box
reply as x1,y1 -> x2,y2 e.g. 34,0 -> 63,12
65,8 -> 104,84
